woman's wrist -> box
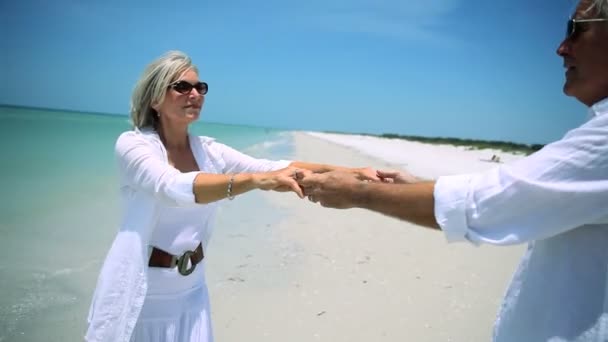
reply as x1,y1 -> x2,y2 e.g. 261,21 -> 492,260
230,173 -> 257,195
249,172 -> 273,190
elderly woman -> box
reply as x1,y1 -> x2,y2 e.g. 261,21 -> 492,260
85,51 -> 377,342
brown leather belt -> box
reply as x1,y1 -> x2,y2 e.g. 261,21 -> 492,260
148,243 -> 204,276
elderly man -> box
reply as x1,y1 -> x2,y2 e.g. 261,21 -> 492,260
298,0 -> 608,341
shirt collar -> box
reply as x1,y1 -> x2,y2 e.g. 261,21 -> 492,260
589,97 -> 608,117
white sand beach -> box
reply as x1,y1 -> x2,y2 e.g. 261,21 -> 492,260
206,132 -> 526,342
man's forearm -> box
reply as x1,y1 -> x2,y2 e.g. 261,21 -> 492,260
354,181 -> 440,229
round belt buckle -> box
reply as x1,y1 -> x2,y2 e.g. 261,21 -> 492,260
177,250 -> 196,276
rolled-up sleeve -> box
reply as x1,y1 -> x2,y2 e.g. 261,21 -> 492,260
434,174 -> 476,243
434,115 -> 608,246
115,132 -> 198,206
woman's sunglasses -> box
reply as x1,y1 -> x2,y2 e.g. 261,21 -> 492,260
168,80 -> 208,95
566,18 -> 608,38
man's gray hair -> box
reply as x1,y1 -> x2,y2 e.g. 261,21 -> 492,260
130,51 -> 198,129
587,0 -> 608,17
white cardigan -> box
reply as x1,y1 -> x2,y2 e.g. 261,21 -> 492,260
85,128 -> 289,341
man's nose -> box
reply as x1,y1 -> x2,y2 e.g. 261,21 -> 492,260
556,37 -> 571,57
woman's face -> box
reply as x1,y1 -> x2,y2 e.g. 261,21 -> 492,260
154,68 -> 205,127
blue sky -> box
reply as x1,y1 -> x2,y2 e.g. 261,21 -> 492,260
0,0 -> 588,144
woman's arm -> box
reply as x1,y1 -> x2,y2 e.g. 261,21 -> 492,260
191,168 -> 305,204
116,132 -> 304,206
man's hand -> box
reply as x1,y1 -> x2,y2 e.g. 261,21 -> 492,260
297,170 -> 366,209
354,167 -> 381,182
376,169 -> 421,184
297,170 -> 439,228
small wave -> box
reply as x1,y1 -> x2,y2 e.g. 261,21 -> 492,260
243,133 -> 294,159
0,280 -> 78,341
246,140 -> 282,150
50,259 -> 100,278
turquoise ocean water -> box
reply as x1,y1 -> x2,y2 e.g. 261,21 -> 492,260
0,106 -> 294,341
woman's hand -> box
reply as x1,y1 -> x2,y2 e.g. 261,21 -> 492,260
252,167 -> 310,198
376,169 -> 421,184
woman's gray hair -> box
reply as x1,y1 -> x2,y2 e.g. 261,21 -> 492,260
130,50 -> 198,129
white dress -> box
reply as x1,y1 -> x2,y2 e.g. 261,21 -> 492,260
86,128 -> 290,342
130,204 -> 216,342
129,265 -> 214,342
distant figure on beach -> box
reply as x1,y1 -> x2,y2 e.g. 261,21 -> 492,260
84,51 -> 379,342
490,154 -> 501,163
299,0 -> 608,340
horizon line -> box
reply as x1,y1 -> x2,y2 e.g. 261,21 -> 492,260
0,103 -> 543,147
0,103 -> 280,131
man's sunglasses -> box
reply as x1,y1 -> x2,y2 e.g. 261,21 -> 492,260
168,80 -> 208,95
566,18 -> 608,38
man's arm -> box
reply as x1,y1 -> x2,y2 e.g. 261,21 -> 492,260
356,181 -> 439,229
299,171 -> 439,229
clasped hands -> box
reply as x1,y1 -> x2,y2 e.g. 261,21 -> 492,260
265,166 -> 415,209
